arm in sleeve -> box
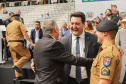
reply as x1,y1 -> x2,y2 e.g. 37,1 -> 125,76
115,30 -> 121,46
51,41 -> 93,67
30,30 -> 34,44
100,54 -> 117,81
20,23 -> 28,33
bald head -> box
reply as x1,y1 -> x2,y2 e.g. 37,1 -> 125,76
62,22 -> 67,29
16,10 -> 21,15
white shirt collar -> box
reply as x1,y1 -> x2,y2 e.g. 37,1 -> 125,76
72,31 -> 85,40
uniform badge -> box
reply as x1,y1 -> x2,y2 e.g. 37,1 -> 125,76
101,67 -> 110,75
103,57 -> 111,67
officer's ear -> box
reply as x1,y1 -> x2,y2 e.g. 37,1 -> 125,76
103,32 -> 108,36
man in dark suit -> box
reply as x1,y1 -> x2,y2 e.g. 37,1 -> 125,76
28,21 -> 43,59
60,12 -> 100,84
16,10 -> 24,24
32,19 -> 93,84
0,19 -> 4,57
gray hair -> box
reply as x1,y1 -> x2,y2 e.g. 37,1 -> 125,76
42,19 -> 58,34
13,16 -> 20,20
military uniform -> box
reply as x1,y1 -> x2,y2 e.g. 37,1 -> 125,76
90,41 -> 121,84
6,19 -> 31,77
90,20 -> 122,84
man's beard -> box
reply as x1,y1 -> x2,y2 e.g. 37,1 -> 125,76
107,14 -> 112,17
36,28 -> 39,30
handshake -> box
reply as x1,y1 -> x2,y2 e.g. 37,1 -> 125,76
29,43 -> 35,49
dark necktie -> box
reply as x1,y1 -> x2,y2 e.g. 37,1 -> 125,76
76,37 -> 82,83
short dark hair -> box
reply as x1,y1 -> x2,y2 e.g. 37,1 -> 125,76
106,9 -> 112,13
70,12 -> 86,23
111,5 -> 117,8
100,13 -> 103,15
9,12 -> 14,16
108,30 -> 117,40
35,21 -> 40,24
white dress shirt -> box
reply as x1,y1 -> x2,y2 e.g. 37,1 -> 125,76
70,31 -> 88,79
35,29 -> 39,43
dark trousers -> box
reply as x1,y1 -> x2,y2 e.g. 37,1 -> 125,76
68,77 -> 89,84
28,46 -> 33,59
122,72 -> 126,84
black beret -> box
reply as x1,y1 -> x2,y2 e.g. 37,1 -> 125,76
96,20 -> 118,32
12,14 -> 20,17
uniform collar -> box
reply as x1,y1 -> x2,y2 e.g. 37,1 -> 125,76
13,20 -> 19,22
101,40 -> 115,50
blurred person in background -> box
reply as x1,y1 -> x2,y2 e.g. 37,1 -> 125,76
60,22 -> 70,37
16,10 -> 24,24
111,5 -> 122,23
96,16 -> 100,23
94,21 -> 99,31
93,18 -> 97,22
41,13 -> 45,20
116,19 -> 126,84
46,13 -> 51,19
1,5 -> 8,14
99,13 -> 103,21
85,21 -> 96,34
103,9 -> 113,21
28,21 -> 43,59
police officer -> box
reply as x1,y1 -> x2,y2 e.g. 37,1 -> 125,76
6,14 -> 33,80
90,20 -> 122,84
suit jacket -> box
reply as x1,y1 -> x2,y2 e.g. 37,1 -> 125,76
33,34 -> 93,84
60,28 -> 70,37
0,19 -> 3,25
60,31 -> 100,84
115,29 -> 126,83
20,17 -> 24,24
30,28 -> 43,44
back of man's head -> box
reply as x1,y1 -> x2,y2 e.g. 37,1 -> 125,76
70,12 -> 86,23
42,19 -> 58,34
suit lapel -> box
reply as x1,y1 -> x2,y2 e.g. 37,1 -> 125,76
68,34 -> 72,53
33,29 -> 36,40
85,32 -> 90,58
39,28 -> 42,39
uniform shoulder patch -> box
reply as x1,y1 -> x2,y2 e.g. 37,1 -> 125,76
103,57 -> 111,67
103,54 -> 113,58
101,67 -> 110,75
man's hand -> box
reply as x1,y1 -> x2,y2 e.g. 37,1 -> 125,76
31,59 -> 35,73
29,44 -> 35,49
2,37 -> 6,45
117,46 -> 123,57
